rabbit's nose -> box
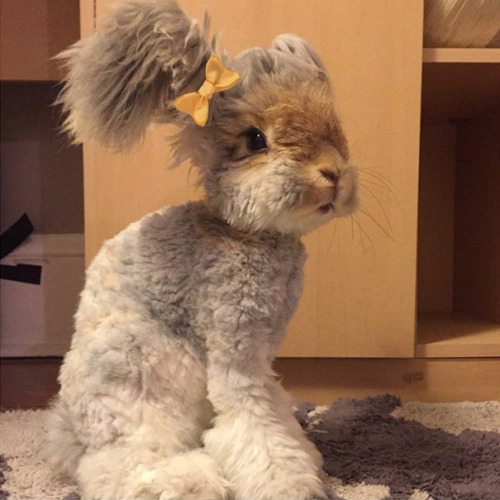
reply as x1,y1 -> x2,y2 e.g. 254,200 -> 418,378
320,169 -> 339,184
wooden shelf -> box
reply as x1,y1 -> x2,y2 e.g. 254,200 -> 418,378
423,48 -> 500,63
416,312 -> 500,358
421,60 -> 500,123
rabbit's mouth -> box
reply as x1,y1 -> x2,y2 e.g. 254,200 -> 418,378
314,165 -> 359,218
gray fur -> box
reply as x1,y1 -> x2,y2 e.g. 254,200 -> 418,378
271,34 -> 327,72
58,0 -> 211,148
132,202 -> 305,363
57,0 -> 331,151
227,43 -> 329,94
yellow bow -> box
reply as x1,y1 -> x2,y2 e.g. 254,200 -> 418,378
173,54 -> 241,127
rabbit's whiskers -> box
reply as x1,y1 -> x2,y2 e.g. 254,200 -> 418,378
358,182 -> 393,232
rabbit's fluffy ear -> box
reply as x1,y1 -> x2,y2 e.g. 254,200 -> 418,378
58,0 -> 211,149
271,34 -> 326,72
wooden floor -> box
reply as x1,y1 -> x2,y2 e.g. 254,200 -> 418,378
1,357 -> 61,409
1,356 -> 499,409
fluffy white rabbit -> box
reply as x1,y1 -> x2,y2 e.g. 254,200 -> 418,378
43,1 -> 358,498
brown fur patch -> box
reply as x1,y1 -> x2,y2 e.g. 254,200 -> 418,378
218,80 -> 348,166
264,84 -> 348,161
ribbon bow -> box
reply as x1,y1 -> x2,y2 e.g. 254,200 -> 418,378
173,54 -> 241,127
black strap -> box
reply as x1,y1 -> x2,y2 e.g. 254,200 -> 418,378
0,213 -> 42,285
0,263 -> 42,284
1,213 -> 34,259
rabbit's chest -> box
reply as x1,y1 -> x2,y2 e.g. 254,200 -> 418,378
197,233 -> 305,347
134,204 -> 305,350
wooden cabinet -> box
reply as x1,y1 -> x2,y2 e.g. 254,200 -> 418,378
0,0 -> 84,358
1,0 -> 83,234
1,0 -> 498,403
82,0 -> 424,358
0,0 -> 497,402
80,1 -> 499,367
0,0 -> 83,234
0,0 -> 80,81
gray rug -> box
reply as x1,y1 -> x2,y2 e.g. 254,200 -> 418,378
1,395 -> 499,499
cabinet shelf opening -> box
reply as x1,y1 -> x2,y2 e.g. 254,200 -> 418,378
417,72 -> 499,357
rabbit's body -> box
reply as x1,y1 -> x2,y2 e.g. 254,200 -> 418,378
47,201 -> 314,499
44,1 -> 358,498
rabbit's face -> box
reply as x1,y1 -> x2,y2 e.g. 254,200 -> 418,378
203,80 -> 358,236
58,0 -> 357,236
58,0 -> 357,238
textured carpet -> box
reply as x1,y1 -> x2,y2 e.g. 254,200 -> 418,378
1,395 -> 499,499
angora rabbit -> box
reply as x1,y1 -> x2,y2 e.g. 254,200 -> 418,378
44,1 -> 358,498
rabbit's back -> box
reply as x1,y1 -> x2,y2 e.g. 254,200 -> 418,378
69,201 -> 305,368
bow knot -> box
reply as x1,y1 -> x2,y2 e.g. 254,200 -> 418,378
198,80 -> 216,99
173,55 -> 241,127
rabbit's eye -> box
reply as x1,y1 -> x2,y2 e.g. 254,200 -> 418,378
244,127 -> 267,152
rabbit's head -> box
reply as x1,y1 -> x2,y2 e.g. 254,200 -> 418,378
59,0 -> 358,235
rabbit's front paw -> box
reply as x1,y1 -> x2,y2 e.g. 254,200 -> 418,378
253,473 -> 327,500
232,462 -> 326,500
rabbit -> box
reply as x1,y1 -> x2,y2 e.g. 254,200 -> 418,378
43,1 -> 358,499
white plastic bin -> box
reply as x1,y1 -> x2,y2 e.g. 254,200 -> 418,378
0,233 -> 85,356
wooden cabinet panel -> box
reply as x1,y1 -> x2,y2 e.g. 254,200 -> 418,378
82,0 -> 423,357
0,0 -> 80,81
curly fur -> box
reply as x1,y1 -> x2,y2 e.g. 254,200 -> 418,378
57,0 -> 212,148
45,1 -> 359,499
